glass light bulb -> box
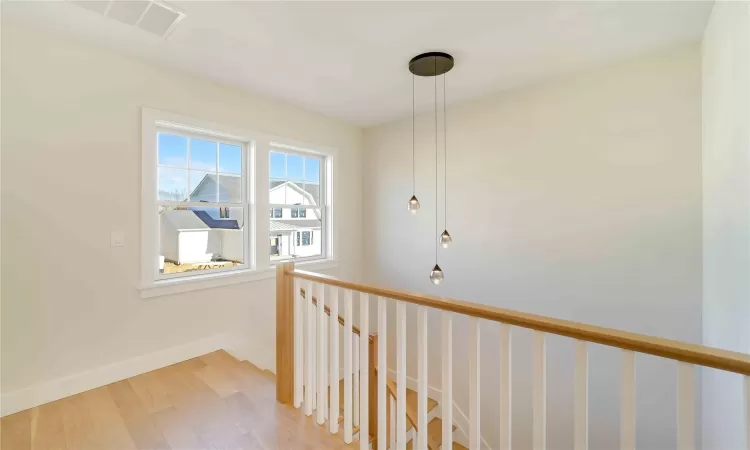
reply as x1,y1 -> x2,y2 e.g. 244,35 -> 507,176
408,195 -> 421,214
429,264 -> 444,285
439,230 -> 452,248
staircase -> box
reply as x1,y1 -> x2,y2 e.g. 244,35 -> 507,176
303,287 -> 468,449
275,263 -> 750,450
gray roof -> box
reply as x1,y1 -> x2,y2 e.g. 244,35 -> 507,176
161,208 -> 243,231
270,180 -> 320,205
269,222 -> 299,232
161,210 -> 212,231
270,219 -> 322,233
191,173 -> 241,203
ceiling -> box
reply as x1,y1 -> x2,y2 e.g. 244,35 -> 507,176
5,1 -> 713,126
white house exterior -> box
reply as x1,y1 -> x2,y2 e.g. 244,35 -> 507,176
159,176 -> 321,268
160,207 -> 244,265
269,180 -> 322,260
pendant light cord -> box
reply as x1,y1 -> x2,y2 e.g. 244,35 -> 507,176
443,73 -> 447,231
412,73 -> 415,196
434,56 -> 438,265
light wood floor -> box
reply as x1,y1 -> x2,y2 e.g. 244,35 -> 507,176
0,351 -> 357,450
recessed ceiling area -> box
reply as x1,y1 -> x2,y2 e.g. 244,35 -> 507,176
3,1 -> 713,126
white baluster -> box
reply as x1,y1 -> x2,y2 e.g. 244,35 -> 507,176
621,351 -> 635,450
317,284 -> 326,425
378,297 -> 388,450
442,312 -> 453,449
678,362 -> 694,450
359,293 -> 369,450
396,302 -> 407,450
574,340 -> 588,450
312,290 -> 317,411
305,281 -> 314,416
417,307 -> 428,450
294,278 -> 303,408
354,333 -> 360,428
390,395 -> 397,450
330,287 -> 340,434
470,318 -> 481,450
745,376 -> 750,450
499,324 -> 511,450
533,331 -> 546,450
344,289 -> 353,443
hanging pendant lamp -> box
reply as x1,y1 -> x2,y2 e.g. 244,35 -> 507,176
408,73 -> 420,214
409,52 -> 453,285
440,72 -> 452,248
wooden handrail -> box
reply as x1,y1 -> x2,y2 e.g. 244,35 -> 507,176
299,288 -> 373,342
290,267 -> 750,375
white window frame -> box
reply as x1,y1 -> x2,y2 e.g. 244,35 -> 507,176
140,108 -> 337,298
269,144 -> 328,264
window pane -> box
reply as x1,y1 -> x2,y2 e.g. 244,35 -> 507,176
159,205 -> 244,275
270,208 -> 322,262
287,154 -> 303,181
303,183 -> 320,207
219,144 -> 242,174
270,152 -> 286,179
189,170 -> 216,202
190,139 -> 217,171
218,174 -> 242,203
304,158 -> 320,182
158,133 -> 188,167
158,167 -> 188,201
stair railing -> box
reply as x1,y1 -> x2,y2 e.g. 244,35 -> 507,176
276,262 -> 750,450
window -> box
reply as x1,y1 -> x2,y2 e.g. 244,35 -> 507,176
269,148 -> 325,261
142,109 -> 335,296
154,128 -> 247,278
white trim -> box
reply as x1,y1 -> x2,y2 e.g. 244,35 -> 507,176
139,258 -> 338,299
142,107 -> 338,293
1,333 -> 230,417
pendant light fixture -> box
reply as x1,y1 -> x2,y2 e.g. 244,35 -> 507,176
409,52 -> 453,285
407,73 -> 420,214
439,73 -> 452,248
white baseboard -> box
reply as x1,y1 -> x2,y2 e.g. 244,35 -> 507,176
1,333 -> 237,417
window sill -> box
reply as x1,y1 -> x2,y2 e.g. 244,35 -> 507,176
139,259 -> 338,299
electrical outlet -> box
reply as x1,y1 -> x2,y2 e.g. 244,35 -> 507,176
110,231 -> 125,247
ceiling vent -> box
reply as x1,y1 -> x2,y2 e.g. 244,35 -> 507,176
71,1 -> 185,38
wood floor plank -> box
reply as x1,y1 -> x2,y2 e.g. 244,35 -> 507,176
193,364 -> 240,398
1,408 -> 32,450
31,400 -> 67,450
127,370 -> 173,415
108,380 -> 170,450
150,407 -> 204,450
1,351 -> 358,450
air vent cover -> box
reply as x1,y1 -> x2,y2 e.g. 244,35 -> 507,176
70,1 -> 185,38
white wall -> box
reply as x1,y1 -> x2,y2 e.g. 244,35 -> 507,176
0,20 -> 363,411
701,2 -> 750,449
364,44 -> 702,449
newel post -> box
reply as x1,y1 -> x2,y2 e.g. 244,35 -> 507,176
276,262 -> 295,405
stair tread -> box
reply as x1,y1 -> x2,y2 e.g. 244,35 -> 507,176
324,377 -> 439,420
405,417 -> 459,450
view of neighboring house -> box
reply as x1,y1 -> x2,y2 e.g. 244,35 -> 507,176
269,180 -> 322,260
159,175 -> 321,271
